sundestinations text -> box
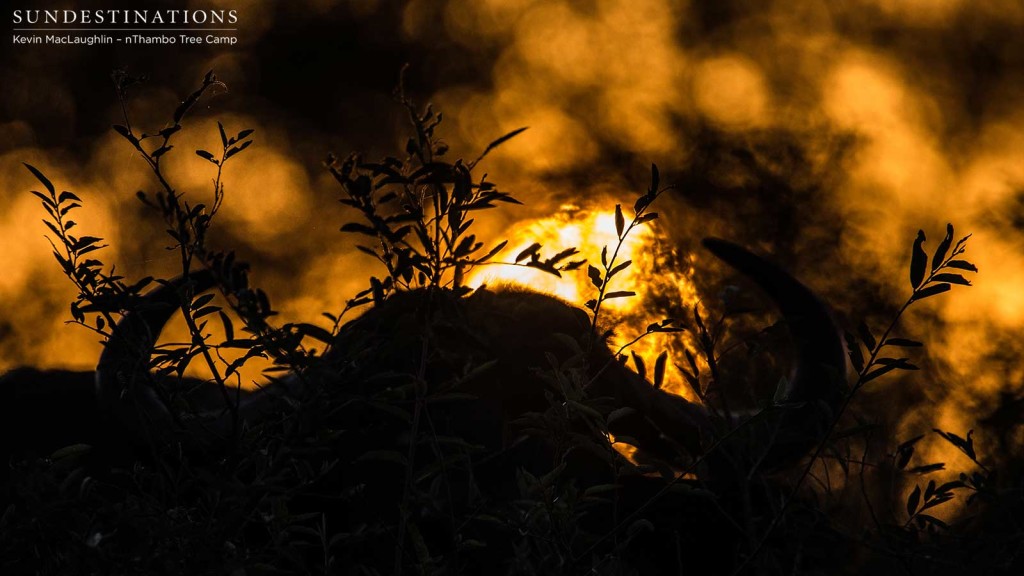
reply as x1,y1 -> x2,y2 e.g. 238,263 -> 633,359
12,9 -> 238,25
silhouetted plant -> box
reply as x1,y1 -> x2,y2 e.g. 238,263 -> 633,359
14,68 -> 1020,576
580,163 -> 685,382
331,70 -> 583,307
727,223 -> 979,573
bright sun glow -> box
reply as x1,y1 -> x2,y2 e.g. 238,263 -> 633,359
466,203 -> 703,402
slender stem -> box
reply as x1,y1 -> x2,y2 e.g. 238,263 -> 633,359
733,249 -> 971,574
117,94 -> 244,433
588,218 -> 633,341
586,186 -> 669,351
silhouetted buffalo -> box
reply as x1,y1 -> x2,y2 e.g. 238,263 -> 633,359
89,239 -> 845,471
3,240 -> 845,467
2,239 -> 846,572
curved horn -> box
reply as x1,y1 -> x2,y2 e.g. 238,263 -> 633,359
96,270 -> 295,450
96,271 -> 216,442
701,238 -> 847,468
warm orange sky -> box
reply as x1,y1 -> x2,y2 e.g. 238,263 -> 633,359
2,0 -> 1023,483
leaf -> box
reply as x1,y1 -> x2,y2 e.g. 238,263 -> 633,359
931,223 -> 954,271
609,260 -> 632,278
935,480 -> 965,494
634,195 -> 651,214
910,230 -> 927,289
908,463 -> 945,475
196,149 -> 216,162
111,124 -> 134,142
614,204 -> 624,238
588,265 -> 603,288
685,349 -> 700,377
454,234 -> 477,256
194,306 -> 220,319
653,351 -> 667,389
70,302 -> 84,323
649,163 -> 660,195
546,247 -> 580,266
884,338 -> 923,348
369,277 -> 385,306
31,190 -> 55,210
218,121 -> 228,148
58,191 -> 81,204
475,240 -> 508,264
607,407 -> 637,425
73,236 -> 104,251
225,140 -> 252,159
897,434 -> 929,453
221,339 -> 256,349
604,291 -> 635,299
151,145 -> 172,159
857,321 -> 877,352
158,125 -> 181,139
470,126 -> 528,168
677,362 -> 702,400
190,293 -> 215,310
525,260 -> 562,278
911,283 -> 951,302
945,260 -> 978,272
932,273 -> 971,286
218,311 -> 235,342
630,352 -> 646,380
876,357 -> 919,371
515,243 -> 541,263
24,163 -> 55,195
933,428 -> 976,461
896,434 -> 924,469
862,363 -> 901,383
583,484 -> 620,498
41,219 -> 61,237
907,484 -> 921,516
296,323 -> 334,345
921,495 -> 955,512
340,222 -> 377,236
